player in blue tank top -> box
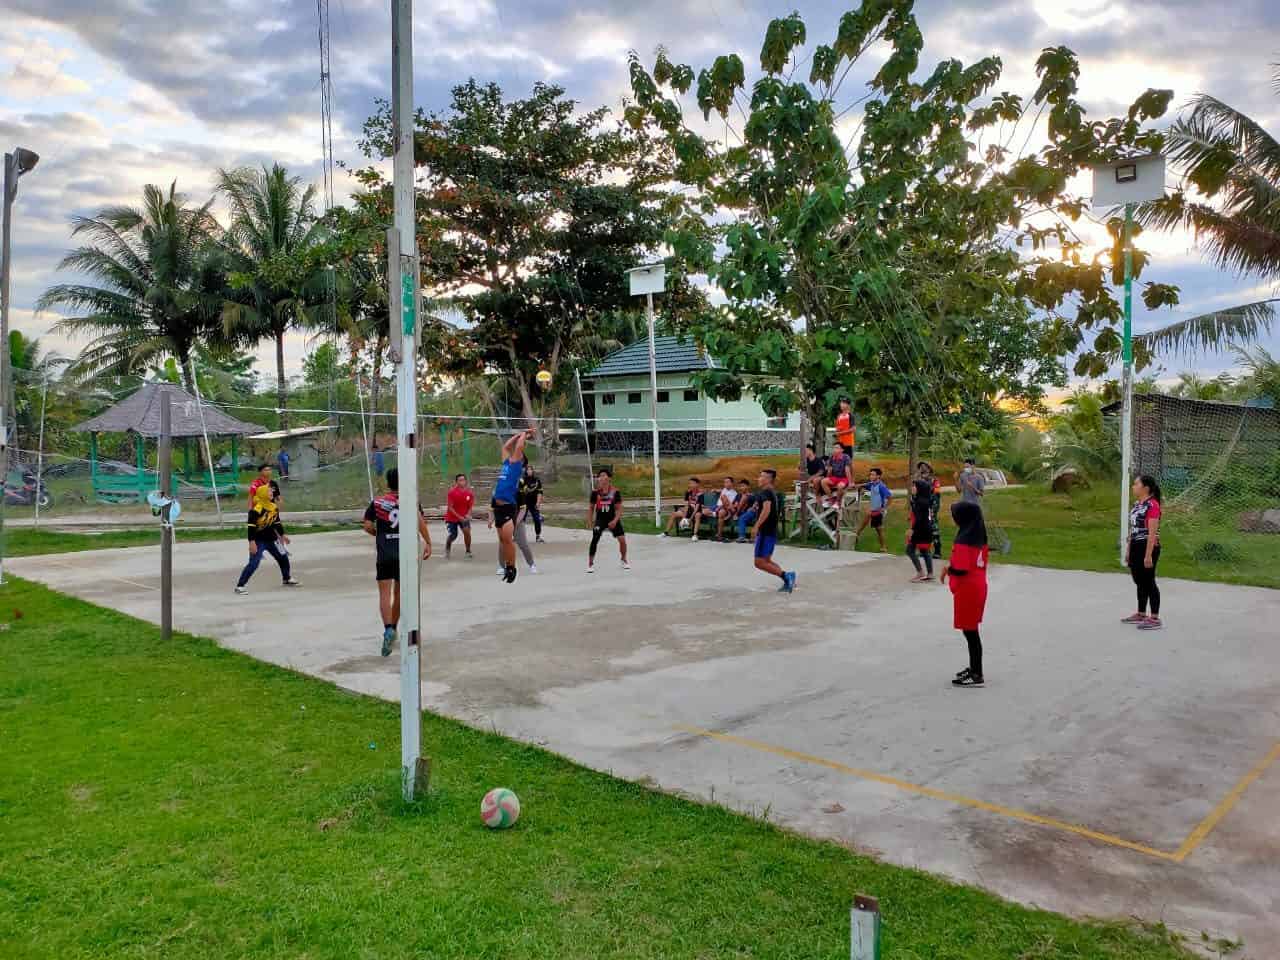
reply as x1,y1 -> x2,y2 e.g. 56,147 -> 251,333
491,429 -> 531,582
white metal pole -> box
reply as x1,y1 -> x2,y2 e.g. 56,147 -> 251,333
1118,203 -> 1134,566
189,358 -> 223,528
0,154 -> 15,585
392,0 -> 426,800
574,367 -> 593,480
646,292 -> 661,527
356,373 -> 375,502
33,374 -> 47,527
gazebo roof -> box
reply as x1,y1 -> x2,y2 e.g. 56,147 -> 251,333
72,382 -> 266,438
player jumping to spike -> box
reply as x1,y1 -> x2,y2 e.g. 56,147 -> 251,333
491,430 -> 531,583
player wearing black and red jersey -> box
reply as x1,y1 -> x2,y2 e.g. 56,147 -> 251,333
586,468 -> 628,572
940,500 -> 989,688
362,468 -> 431,657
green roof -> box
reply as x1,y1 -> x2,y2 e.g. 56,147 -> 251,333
587,336 -> 721,378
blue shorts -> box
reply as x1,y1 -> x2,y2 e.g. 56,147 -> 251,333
446,520 -> 470,537
754,534 -> 777,559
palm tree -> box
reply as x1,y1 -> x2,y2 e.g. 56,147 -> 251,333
1167,371 -> 1238,401
8,331 -> 67,378
1137,67 -> 1280,354
37,182 -> 226,391
218,164 -> 331,428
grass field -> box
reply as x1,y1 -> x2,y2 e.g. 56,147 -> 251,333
0,524 -> 353,558
0,575 -> 1206,960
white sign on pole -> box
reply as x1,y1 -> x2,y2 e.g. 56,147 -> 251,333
1091,153 -> 1166,208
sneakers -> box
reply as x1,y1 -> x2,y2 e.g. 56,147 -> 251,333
1137,616 -> 1163,631
778,571 -> 796,593
464,551 -> 473,560
503,564 -> 518,583
660,532 -> 669,538
234,585 -> 248,595
535,537 -> 546,544
736,537 -> 748,544
528,564 -> 540,575
282,577 -> 301,586
952,668 -> 985,687
620,560 -> 631,570
381,626 -> 395,657
496,565 -> 505,577
586,564 -> 595,574
1120,612 -> 1147,624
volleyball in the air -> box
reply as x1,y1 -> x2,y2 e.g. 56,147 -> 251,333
536,369 -> 553,389
481,787 -> 521,829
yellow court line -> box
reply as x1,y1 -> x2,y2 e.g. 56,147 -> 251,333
674,725 -> 1181,861
1174,740 -> 1280,862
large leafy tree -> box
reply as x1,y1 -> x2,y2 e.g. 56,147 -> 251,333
626,2 -> 1175,459
1137,65 -> 1280,354
39,182 -> 226,392
355,80 -> 704,474
218,163 -> 332,428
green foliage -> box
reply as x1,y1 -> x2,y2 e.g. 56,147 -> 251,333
1044,389 -> 1119,480
302,341 -> 349,387
625,2 -> 1173,452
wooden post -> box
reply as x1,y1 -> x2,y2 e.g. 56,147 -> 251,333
158,394 -> 173,642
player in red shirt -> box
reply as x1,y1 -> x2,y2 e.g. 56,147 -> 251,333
444,473 -> 475,559
940,500 -> 989,688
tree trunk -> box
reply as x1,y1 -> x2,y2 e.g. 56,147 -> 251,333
177,345 -> 195,394
275,330 -> 289,431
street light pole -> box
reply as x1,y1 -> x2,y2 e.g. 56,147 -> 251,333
1118,202 -> 1135,566
645,292 -> 661,528
1,147 -> 40,586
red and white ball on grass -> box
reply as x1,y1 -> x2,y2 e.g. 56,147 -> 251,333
481,787 -> 520,829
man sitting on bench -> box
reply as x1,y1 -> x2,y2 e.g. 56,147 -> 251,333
663,477 -> 703,538
714,475 -> 740,541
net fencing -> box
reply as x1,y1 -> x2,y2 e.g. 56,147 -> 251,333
1127,393 -> 1280,573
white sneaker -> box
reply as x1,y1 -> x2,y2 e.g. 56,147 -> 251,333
235,586 -> 248,595
496,565 -> 505,576
586,564 -> 595,574
620,561 -> 631,570
529,564 -> 540,574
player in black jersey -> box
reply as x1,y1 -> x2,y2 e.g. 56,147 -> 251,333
586,468 -> 628,573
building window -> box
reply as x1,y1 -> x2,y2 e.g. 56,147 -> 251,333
656,390 -> 670,403
581,381 -> 594,392
684,389 -> 699,401
766,415 -> 787,429
601,393 -> 615,405
627,391 -> 642,404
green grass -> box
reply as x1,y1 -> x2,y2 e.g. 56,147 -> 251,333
548,484 -> 1280,590
0,576 -> 1201,960
0,523 -> 355,558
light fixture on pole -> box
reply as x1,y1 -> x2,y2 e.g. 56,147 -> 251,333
1090,152 -> 1164,565
1,146 -> 40,586
626,262 -> 666,527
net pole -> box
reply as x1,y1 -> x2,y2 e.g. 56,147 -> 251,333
356,373 -> 374,501
1118,203 -> 1134,566
33,374 -> 47,527
575,367 -> 593,479
646,291 -> 661,527
189,358 -> 224,528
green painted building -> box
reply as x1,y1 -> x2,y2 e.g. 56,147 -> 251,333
581,337 -> 801,455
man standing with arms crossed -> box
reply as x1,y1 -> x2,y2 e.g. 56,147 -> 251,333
363,468 -> 432,657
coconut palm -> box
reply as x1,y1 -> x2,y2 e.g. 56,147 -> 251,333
218,163 -> 332,428
1137,67 -> 1280,354
37,182 -> 226,391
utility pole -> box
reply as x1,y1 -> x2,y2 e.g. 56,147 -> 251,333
389,0 -> 427,800
159,393 -> 173,641
1,146 -> 40,586
1118,202 -> 1135,566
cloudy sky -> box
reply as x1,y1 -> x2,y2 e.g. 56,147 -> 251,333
2,0 -> 1277,384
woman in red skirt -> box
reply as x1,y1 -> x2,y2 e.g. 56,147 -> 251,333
940,500 -> 989,688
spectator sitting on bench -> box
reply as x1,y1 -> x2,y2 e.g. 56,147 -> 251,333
663,477 -> 703,537
803,443 -> 827,498
691,488 -> 720,541
735,479 -> 758,543
714,475 -> 740,541
819,442 -> 852,503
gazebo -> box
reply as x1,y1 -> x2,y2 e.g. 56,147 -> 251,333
72,382 -> 265,503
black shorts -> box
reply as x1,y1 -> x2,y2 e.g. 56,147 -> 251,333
869,512 -> 884,529
491,500 -> 518,528
594,521 -> 625,538
376,553 -> 399,582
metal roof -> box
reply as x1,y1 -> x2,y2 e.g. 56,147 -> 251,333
247,425 -> 336,441
72,382 -> 266,437
586,336 -> 720,378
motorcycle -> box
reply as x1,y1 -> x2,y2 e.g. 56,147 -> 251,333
3,469 -> 53,509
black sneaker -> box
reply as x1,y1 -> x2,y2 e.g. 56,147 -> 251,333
503,563 -> 518,583
952,669 -> 985,688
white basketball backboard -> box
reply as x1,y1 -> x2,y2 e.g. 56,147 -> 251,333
1091,153 -> 1166,208
626,263 -> 666,296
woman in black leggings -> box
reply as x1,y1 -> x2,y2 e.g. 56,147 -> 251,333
1123,474 -> 1163,631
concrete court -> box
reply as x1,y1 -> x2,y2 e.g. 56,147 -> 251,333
14,526 -> 1280,955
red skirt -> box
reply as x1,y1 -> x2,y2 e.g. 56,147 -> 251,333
951,579 -> 987,630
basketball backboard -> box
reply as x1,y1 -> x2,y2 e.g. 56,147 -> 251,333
1091,153 -> 1166,208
